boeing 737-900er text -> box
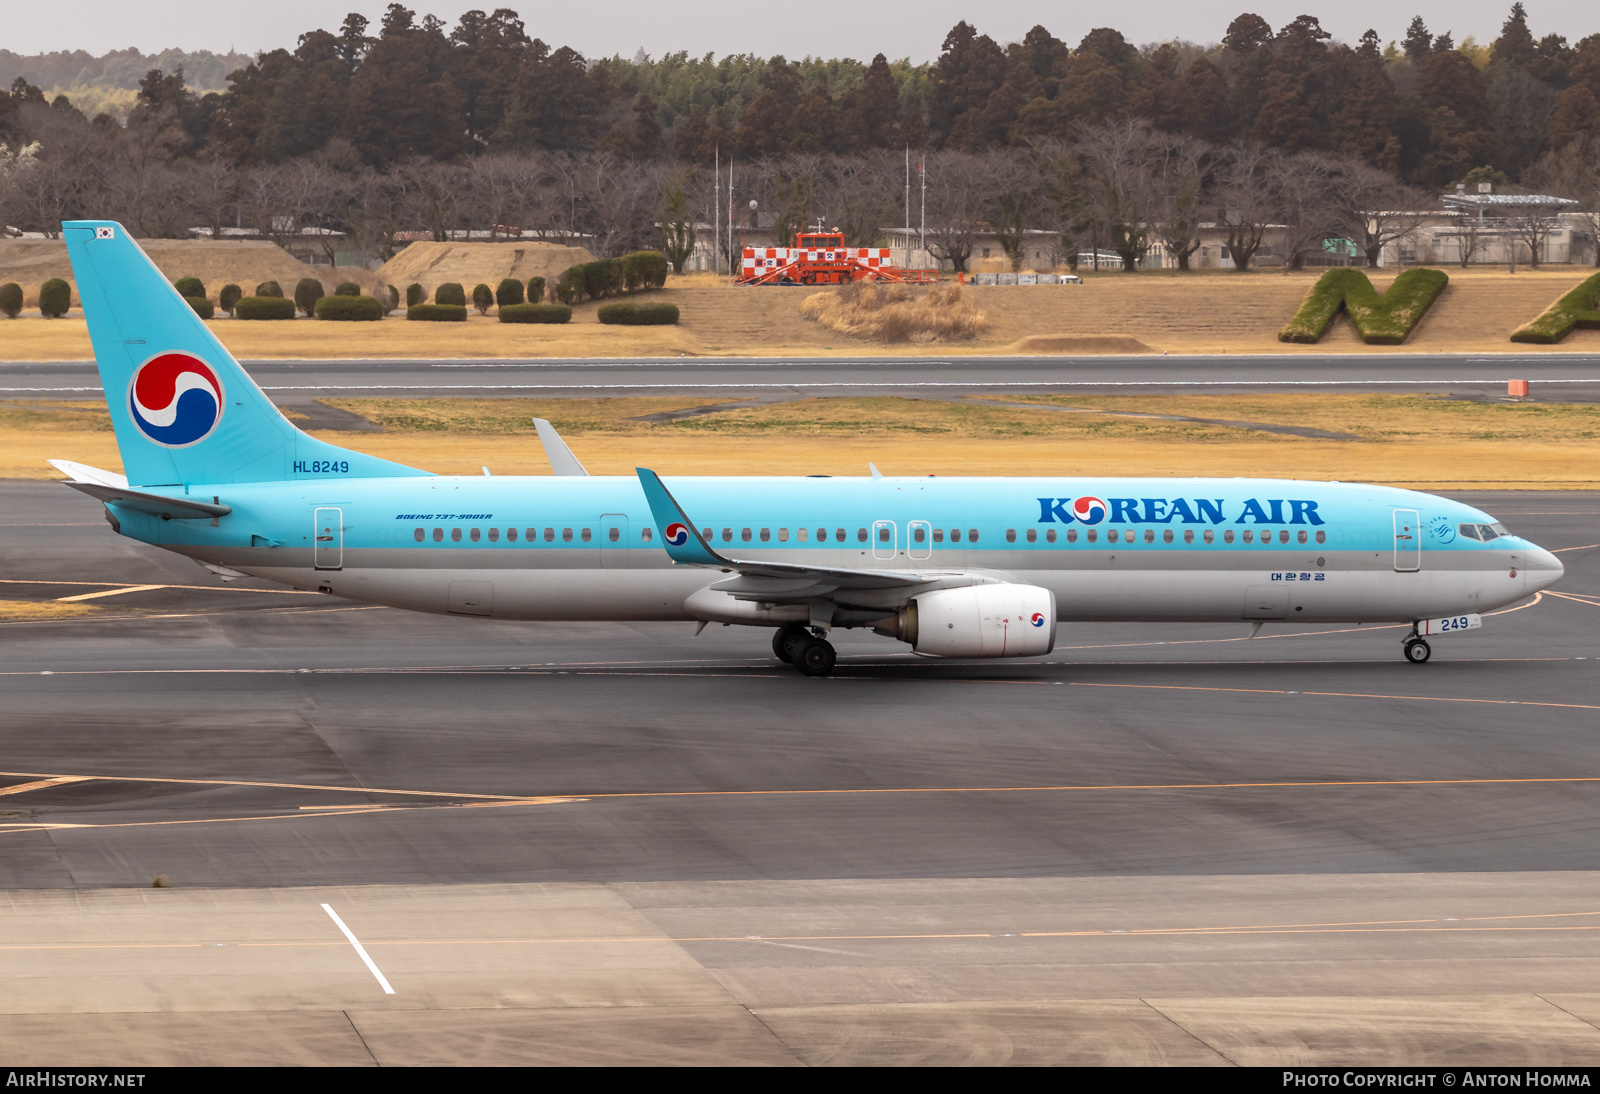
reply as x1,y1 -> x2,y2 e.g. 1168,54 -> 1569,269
51,221 -> 1563,675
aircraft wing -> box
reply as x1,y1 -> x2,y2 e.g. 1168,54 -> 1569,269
635,467 -> 948,594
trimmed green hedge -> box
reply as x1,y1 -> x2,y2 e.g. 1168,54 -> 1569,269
255,280 -> 283,298
174,277 -> 204,297
39,279 -> 71,317
471,282 -> 493,314
405,283 -> 424,306
0,282 -> 21,318
1510,270 -> 1600,343
555,251 -> 670,304
407,304 -> 468,322
1279,268 -> 1448,345
598,302 -> 679,326
334,281 -> 361,296
236,296 -> 297,320
527,276 -> 545,303
496,278 -> 524,307
498,303 -> 572,324
219,284 -> 243,315
316,295 -> 383,321
184,295 -> 215,319
434,282 -> 466,307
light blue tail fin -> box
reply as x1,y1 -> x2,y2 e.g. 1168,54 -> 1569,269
62,220 -> 425,487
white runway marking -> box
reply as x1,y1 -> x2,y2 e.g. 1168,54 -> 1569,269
321,903 -> 395,995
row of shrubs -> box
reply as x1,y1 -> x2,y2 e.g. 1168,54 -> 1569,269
1278,268 -> 1449,345
0,279 -> 72,317
554,252 -> 670,305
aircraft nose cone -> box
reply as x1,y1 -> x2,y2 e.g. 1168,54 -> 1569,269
1524,544 -> 1564,592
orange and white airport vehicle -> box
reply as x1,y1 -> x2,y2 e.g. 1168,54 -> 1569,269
738,231 -> 938,286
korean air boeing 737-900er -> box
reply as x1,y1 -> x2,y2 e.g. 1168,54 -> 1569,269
51,220 -> 1564,675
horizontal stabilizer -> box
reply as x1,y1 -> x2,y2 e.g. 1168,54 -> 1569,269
47,459 -> 127,489
59,479 -> 230,520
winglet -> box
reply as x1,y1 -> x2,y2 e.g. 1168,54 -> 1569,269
534,418 -> 588,476
635,468 -> 729,567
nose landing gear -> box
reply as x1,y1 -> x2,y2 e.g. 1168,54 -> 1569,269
772,623 -> 837,676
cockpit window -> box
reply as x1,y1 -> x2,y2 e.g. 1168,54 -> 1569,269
1458,522 -> 1510,542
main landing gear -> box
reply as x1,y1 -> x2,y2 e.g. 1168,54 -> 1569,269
1403,633 -> 1432,664
772,623 -> 837,677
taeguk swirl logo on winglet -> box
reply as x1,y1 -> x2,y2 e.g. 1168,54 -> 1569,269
664,522 -> 690,546
1070,496 -> 1107,525
128,352 -> 223,447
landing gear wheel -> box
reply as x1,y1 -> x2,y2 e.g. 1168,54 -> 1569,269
772,623 -> 811,663
793,636 -> 837,677
1403,638 -> 1432,664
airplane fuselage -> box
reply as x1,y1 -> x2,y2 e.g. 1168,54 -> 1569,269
116,474 -> 1560,627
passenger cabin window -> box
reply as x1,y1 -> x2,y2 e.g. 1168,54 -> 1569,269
968,529 -> 979,542
933,529 -> 944,543
451,528 -> 463,542
913,527 -> 926,543
1297,530 -> 1307,544
1242,530 -> 1253,543
760,528 -> 771,542
1063,529 -> 1073,543
879,527 -> 892,543
507,528 -> 517,542
722,528 -> 733,542
608,527 -> 619,542
1315,530 -> 1326,544
562,528 -> 573,542
1279,530 -> 1290,544
489,528 -> 499,542
544,527 -> 555,542
1006,529 -> 1017,543
796,528 -> 807,542
433,528 -> 444,542
1108,529 -> 1120,543
1144,529 -> 1155,544
836,529 -> 846,542
470,528 -> 481,542
1182,530 -> 1192,543
1223,530 -> 1234,544
741,528 -> 752,542
1203,529 -> 1213,543
778,528 -> 790,542
950,529 -> 961,543
701,528 -> 712,541
641,528 -> 653,542
1086,529 -> 1096,543
857,528 -> 868,543
1027,529 -> 1037,543
414,527 -> 425,542
1046,529 -> 1056,543
581,528 -> 592,542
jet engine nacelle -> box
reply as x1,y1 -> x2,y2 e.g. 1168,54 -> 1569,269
878,584 -> 1057,658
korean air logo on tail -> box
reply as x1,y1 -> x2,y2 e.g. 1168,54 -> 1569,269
128,352 -> 223,447
664,522 -> 690,546
1071,496 -> 1107,525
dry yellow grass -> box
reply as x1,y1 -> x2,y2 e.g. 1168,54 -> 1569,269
0,599 -> 98,621
11,395 -> 1589,489
799,282 -> 988,342
10,266 -> 1600,359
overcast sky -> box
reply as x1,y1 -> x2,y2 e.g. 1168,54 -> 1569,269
10,2 -> 1598,62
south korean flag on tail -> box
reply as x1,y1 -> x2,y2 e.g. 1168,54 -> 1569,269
95,226 -> 115,239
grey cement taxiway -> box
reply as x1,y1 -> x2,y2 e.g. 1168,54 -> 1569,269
2,482 -> 1599,1064
7,353 -> 1600,401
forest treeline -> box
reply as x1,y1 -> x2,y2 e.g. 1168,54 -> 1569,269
4,4 -> 1600,272
4,4 -> 1597,182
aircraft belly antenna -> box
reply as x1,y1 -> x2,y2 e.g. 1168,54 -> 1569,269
533,418 -> 589,476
